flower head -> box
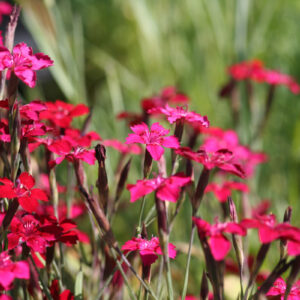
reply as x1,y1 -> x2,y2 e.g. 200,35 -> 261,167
0,43 -> 53,87
121,237 -> 176,265
0,172 -> 48,212
266,277 -> 300,300
0,251 -> 29,290
193,217 -> 246,260
125,122 -> 179,160
205,181 -> 249,203
127,173 -> 191,203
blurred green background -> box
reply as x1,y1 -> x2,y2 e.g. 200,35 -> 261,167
10,0 -> 300,296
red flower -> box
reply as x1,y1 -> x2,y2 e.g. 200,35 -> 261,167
127,173 -> 191,203
50,279 -> 74,300
0,43 -> 53,87
0,172 -> 48,212
121,237 -> 176,266
205,181 -> 249,203
193,217 -> 246,261
0,2 -> 12,24
39,100 -> 89,128
176,146 -> 245,178
102,139 -> 141,155
0,251 -> 29,290
148,104 -> 209,127
241,214 -> 300,244
200,127 -> 267,177
266,277 -> 300,300
229,59 -> 300,94
126,122 -> 179,160
141,86 -> 189,112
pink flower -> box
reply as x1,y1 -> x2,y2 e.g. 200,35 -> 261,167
0,2 -> 12,24
39,100 -> 89,128
266,277 -> 300,300
201,127 -> 267,177
148,104 -> 209,127
176,147 -> 245,178
241,214 -> 300,244
121,237 -> 176,265
229,60 -> 300,94
102,139 -> 141,155
0,43 -> 53,88
0,172 -> 48,212
193,217 -> 246,261
125,122 -> 179,160
205,181 -> 249,203
127,173 -> 191,203
0,251 -> 29,290
141,86 -> 189,112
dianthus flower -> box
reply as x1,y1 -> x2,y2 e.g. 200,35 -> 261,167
176,146 -> 245,178
127,173 -> 191,203
241,214 -> 300,244
0,172 -> 48,212
50,279 -> 75,300
121,236 -> 176,265
125,122 -> 179,160
229,59 -> 300,94
102,139 -> 141,155
0,2 -> 12,24
148,104 -> 209,127
0,251 -> 29,290
193,217 -> 246,260
39,100 -> 89,128
141,86 -> 189,112
205,181 -> 249,203
266,277 -> 300,300
199,127 -> 267,177
0,43 -> 53,87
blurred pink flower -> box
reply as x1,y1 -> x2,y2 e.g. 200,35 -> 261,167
266,277 -> 300,300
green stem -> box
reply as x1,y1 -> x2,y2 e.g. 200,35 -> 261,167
181,224 -> 196,300
137,196 -> 147,235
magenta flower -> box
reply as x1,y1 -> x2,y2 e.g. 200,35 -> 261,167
102,139 -> 141,155
125,122 -> 179,161
40,100 -> 89,128
141,86 -> 189,112
0,251 -> 29,290
266,277 -> 300,300
241,214 -> 300,244
193,217 -> 246,261
0,43 -> 53,88
127,173 -> 191,203
176,146 -> 245,178
148,104 -> 209,127
121,237 -> 176,266
205,181 -> 249,203
229,59 -> 300,94
0,172 -> 48,212
0,2 -> 12,24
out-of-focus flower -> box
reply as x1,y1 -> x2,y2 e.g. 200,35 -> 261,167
205,181 -> 249,203
193,217 -> 246,261
126,122 -> 179,161
148,104 -> 209,128
0,251 -> 29,290
50,279 -> 74,300
40,100 -> 89,128
0,2 -> 12,24
176,146 -> 245,178
0,172 -> 48,212
127,173 -> 191,203
121,237 -> 176,265
0,43 -> 53,87
266,277 -> 300,300
102,139 -> 141,155
229,59 -> 300,94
